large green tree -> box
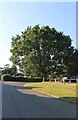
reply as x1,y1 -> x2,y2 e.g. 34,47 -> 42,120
10,25 -> 77,81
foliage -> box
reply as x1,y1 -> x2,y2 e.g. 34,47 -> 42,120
10,25 -> 77,81
1,64 -> 17,76
1,75 -> 43,82
14,73 -> 24,76
1,74 -> 11,81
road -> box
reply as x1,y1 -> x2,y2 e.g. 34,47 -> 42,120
0,83 -> 2,119
2,82 -> 76,118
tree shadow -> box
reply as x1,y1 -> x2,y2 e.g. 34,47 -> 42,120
60,97 -> 78,104
12,86 -> 42,90
2,82 -> 42,89
2,82 -> 77,119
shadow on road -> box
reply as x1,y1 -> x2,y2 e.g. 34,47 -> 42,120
13,86 -> 42,89
2,82 -> 77,119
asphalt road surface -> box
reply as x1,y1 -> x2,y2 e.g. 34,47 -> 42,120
2,82 -> 77,118
0,83 -> 2,119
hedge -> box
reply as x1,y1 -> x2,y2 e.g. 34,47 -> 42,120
1,74 -> 11,81
1,74 -> 43,82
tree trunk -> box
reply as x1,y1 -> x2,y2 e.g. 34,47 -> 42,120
41,72 -> 47,82
43,76 -> 45,82
42,74 -> 47,82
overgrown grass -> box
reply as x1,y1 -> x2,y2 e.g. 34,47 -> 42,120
24,82 -> 78,103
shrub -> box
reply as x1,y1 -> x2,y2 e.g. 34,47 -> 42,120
14,76 -> 26,82
1,74 -> 43,82
27,78 -> 43,82
15,73 -> 24,76
0,75 -> 1,80
1,74 -> 11,81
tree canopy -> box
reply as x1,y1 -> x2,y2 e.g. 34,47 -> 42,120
0,64 -> 17,76
10,25 -> 78,81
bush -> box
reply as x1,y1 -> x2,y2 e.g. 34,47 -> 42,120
13,76 -> 27,82
0,75 -> 1,80
14,73 -> 24,76
1,74 -> 11,81
1,74 -> 43,82
26,78 -> 43,82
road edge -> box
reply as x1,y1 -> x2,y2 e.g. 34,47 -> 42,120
33,89 -> 77,105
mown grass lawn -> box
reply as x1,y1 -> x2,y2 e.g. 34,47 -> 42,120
24,82 -> 78,103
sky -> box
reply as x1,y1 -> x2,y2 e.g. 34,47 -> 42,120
0,2 -> 76,67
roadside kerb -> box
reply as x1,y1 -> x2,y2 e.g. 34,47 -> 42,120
24,84 -> 77,104
33,89 -> 77,104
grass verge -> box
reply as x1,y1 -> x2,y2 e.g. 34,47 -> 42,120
24,82 -> 78,103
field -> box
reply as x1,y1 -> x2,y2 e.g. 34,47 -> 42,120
24,82 -> 78,103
